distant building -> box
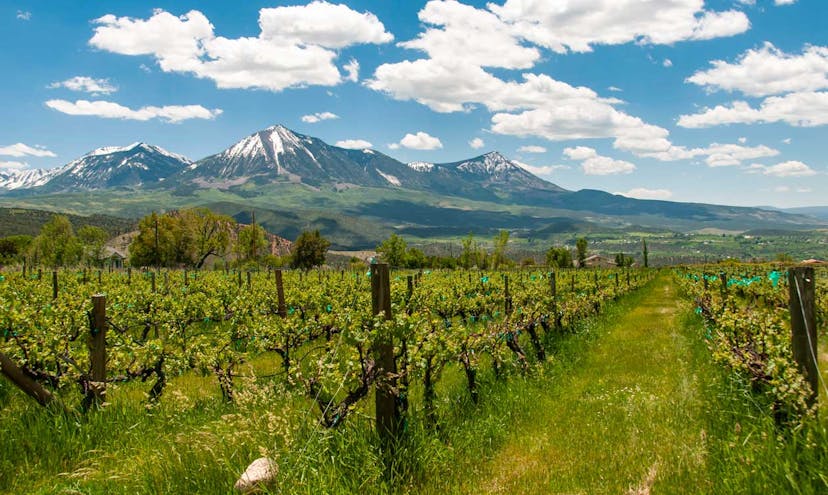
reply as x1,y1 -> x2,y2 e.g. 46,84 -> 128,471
577,254 -> 617,268
103,246 -> 127,269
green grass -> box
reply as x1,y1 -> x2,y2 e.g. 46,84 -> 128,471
1,275 -> 825,494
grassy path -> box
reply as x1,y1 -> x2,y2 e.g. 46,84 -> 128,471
435,274 -> 712,494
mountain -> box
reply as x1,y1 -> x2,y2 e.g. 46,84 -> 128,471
782,206 -> 828,221
181,125 -> 429,189
38,142 -> 191,192
0,168 -> 57,191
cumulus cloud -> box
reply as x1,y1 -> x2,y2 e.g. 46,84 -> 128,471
515,162 -> 569,177
48,76 -> 118,94
678,91 -> 828,128
335,139 -> 373,149
489,0 -> 748,53
563,146 -> 636,175
398,132 -> 443,150
687,43 -> 828,97
752,160 -> 817,177
616,188 -> 673,200
45,99 -> 222,123
775,0 -> 796,5
701,143 -> 779,167
518,145 -> 547,153
663,59 -> 673,68
0,143 -> 56,158
16,10 -> 31,21
469,137 -> 485,149
301,111 -> 339,123
343,59 -> 360,82
368,1 -> 746,158
0,161 -> 28,170
89,2 -> 392,92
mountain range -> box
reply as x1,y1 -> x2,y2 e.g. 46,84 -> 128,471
0,124 -> 824,248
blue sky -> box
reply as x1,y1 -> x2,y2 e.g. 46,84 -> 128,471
1,0 -> 826,207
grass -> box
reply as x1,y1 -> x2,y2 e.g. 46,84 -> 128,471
1,274 -> 825,494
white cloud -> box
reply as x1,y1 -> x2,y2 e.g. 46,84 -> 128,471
89,3 -> 392,92
738,137 -> 747,144
616,188 -> 673,200
678,91 -> 828,128
367,1 -> 744,158
48,76 -> 117,95
16,10 -> 31,21
687,43 -> 828,97
0,161 -> 28,170
783,138 -> 792,144
608,86 -> 622,92
343,59 -> 360,82
398,132 -> 443,150
45,99 -> 222,123
469,137 -> 485,149
388,143 -> 400,150
515,162 -> 569,177
701,143 -> 779,167
663,59 -> 673,68
518,145 -> 547,153
335,139 -> 373,149
563,146 -> 636,175
775,0 -> 796,5
399,0 -> 540,70
490,0 -> 748,53
759,160 -> 817,177
0,143 -> 56,158
301,111 -> 339,123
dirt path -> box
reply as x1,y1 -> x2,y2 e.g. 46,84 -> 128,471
447,275 -> 712,494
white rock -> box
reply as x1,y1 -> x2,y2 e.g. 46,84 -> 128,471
234,457 -> 277,493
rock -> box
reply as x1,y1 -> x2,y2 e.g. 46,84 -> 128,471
234,457 -> 278,493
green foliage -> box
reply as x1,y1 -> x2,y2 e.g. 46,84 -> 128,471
642,238 -> 649,268
460,233 -> 485,269
29,215 -> 81,267
129,212 -> 181,267
290,229 -> 330,270
0,235 -> 31,264
491,230 -> 510,269
546,246 -> 573,269
376,233 -> 408,267
77,225 -> 108,267
235,223 -> 267,265
576,237 -> 588,268
614,252 -> 634,268
180,208 -> 234,268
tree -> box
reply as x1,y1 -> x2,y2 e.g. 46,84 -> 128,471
0,235 -> 32,264
290,230 -> 330,270
491,230 -> 510,269
129,212 -> 182,267
460,233 -> 483,269
376,234 -> 408,267
642,238 -> 649,268
78,226 -> 108,267
235,223 -> 268,266
405,247 -> 427,268
180,208 -> 234,268
614,252 -> 634,268
576,237 -> 588,268
30,215 -> 81,267
546,246 -> 573,268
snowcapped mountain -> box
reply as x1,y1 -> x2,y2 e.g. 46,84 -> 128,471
40,142 -> 191,192
182,125 -> 429,188
0,167 -> 58,191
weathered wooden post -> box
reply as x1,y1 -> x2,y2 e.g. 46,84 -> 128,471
84,294 -> 107,410
127,267 -> 131,285
37,268 -> 42,281
0,351 -> 59,408
371,263 -> 399,451
504,275 -> 512,315
52,271 -> 58,300
789,267 -> 818,407
97,270 -> 102,285
626,269 -> 630,289
247,271 -> 252,289
184,269 -> 188,286
151,271 -> 156,293
274,270 -> 287,317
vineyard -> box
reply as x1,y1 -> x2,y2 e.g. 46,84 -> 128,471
0,265 -> 654,493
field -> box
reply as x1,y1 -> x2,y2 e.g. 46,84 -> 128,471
0,265 -> 825,494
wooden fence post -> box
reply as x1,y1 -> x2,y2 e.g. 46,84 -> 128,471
151,271 -> 156,293
504,275 -> 512,315
275,270 -> 287,316
371,263 -> 399,450
0,351 -> 60,408
52,271 -> 58,300
247,271 -> 252,289
84,294 -> 107,410
789,267 -> 818,407
127,267 -> 131,285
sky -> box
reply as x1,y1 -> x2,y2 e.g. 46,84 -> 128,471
0,0 -> 826,208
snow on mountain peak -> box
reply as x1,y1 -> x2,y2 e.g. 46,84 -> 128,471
407,161 -> 435,172
457,151 -> 519,175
